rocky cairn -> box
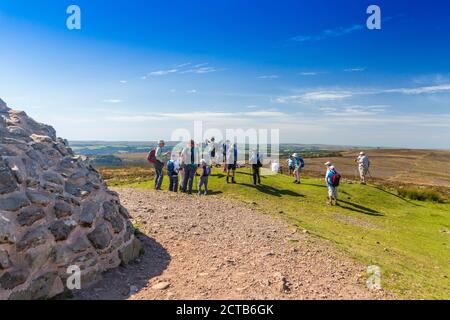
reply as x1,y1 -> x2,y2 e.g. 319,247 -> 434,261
0,98 -> 142,299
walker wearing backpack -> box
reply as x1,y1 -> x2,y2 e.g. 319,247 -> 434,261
325,165 -> 340,206
146,149 -> 157,165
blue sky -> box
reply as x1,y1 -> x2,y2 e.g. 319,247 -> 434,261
1,0 -> 450,148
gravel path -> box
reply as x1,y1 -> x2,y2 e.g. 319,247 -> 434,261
72,188 -> 385,300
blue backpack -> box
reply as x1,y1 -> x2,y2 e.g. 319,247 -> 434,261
167,160 -> 176,176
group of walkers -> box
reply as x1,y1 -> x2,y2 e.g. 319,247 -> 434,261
148,138 -> 243,195
148,139 -> 371,205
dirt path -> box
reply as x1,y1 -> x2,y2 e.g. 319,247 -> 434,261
72,188 -> 385,300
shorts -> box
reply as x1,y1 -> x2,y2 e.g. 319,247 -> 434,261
328,185 -> 338,198
227,163 -> 236,171
359,166 -> 368,177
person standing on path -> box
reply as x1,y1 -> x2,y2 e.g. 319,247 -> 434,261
167,153 -> 180,192
181,139 -> 200,194
198,159 -> 211,195
287,155 -> 295,177
325,162 -> 340,206
249,149 -> 263,185
154,140 -> 170,190
226,142 -> 238,184
356,151 -> 370,184
293,153 -> 305,184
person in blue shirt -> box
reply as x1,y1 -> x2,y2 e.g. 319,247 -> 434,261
293,153 -> 305,184
324,162 -> 339,205
167,154 -> 180,192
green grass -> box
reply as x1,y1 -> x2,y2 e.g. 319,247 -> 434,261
106,167 -> 450,299
397,187 -> 445,203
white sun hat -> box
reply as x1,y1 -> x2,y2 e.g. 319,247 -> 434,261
324,161 -> 332,166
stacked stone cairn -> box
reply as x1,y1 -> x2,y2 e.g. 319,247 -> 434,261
0,98 -> 142,299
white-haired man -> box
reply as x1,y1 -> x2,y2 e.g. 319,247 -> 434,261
356,152 -> 370,184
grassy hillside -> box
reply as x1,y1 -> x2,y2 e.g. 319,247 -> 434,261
103,167 -> 450,299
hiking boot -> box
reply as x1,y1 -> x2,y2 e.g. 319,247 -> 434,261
232,179 -> 236,184
204,191 -> 208,195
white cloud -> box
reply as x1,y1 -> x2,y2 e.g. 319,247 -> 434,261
384,84 -> 450,95
102,99 -> 123,104
291,24 -> 365,42
344,67 -> 365,72
146,63 -> 220,77
299,72 -> 320,76
276,91 -> 353,103
149,69 -> 179,76
119,80 -> 127,84
186,89 -> 197,94
258,75 -> 279,79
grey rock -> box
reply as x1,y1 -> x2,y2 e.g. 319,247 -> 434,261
26,190 -> 51,205
0,249 -> 11,269
79,201 -> 99,227
0,192 -> 30,211
49,220 -> 76,241
53,201 -> 72,218
87,223 -> 112,250
17,225 -> 50,251
8,272 -> 62,300
0,214 -> 16,244
103,202 -> 124,233
0,158 -> 19,194
17,206 -> 46,226
70,236 -> 91,253
42,171 -> 64,185
0,268 -> 29,290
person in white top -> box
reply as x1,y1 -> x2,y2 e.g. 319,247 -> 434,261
356,152 -> 370,184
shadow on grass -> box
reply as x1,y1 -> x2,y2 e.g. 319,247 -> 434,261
239,183 -> 305,198
337,200 -> 384,216
302,182 -> 327,189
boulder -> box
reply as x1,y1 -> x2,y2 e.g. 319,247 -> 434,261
87,223 -> 112,250
0,249 -> 11,269
17,206 -> 46,227
0,98 -> 142,300
0,268 -> 29,290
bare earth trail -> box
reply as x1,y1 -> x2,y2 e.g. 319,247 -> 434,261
73,188 -> 386,300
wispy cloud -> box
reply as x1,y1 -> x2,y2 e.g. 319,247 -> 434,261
186,89 -> 197,94
102,99 -> 123,104
320,105 -> 389,117
276,83 -> 450,104
291,24 -> 365,42
299,72 -> 320,76
149,68 -> 179,76
385,84 -> 450,95
119,80 -> 127,84
146,63 -> 220,77
105,110 -> 286,123
276,91 -> 353,103
258,75 -> 279,79
344,67 -> 365,72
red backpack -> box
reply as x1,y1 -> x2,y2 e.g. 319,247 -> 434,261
331,171 -> 341,187
146,149 -> 157,164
